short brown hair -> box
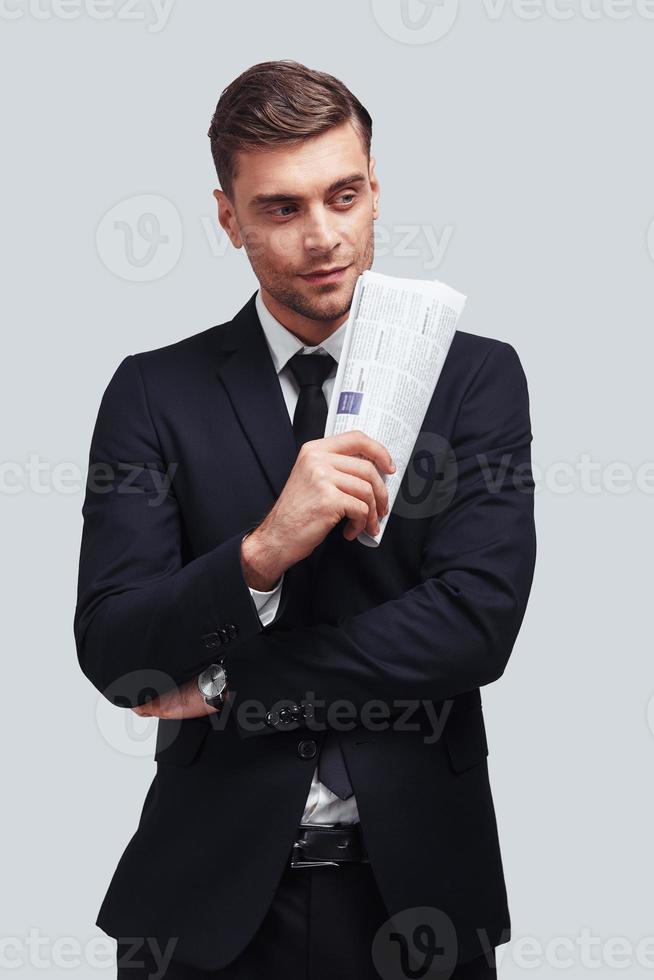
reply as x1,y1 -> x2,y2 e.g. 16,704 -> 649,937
208,60 -> 373,201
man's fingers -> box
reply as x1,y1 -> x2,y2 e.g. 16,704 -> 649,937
337,490 -> 376,541
132,703 -> 154,717
130,681 -> 218,719
332,472 -> 384,536
327,454 -> 389,516
319,429 -> 395,474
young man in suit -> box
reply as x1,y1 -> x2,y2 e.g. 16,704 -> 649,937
74,60 -> 536,979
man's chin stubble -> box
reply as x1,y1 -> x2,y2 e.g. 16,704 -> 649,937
267,285 -> 354,323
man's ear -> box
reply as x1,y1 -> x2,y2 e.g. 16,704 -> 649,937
368,156 -> 380,219
213,188 -> 243,249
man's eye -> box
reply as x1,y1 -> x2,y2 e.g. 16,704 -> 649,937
268,193 -> 356,218
270,205 -> 296,218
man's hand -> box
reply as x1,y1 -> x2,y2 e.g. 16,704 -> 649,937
131,677 -> 221,719
241,429 -> 396,591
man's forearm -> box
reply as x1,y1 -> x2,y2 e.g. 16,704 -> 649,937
240,527 -> 287,592
73,355 -> 266,707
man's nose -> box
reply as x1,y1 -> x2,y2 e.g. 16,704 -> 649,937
303,208 -> 341,254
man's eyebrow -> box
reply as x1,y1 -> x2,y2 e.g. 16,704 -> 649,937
248,172 -> 368,208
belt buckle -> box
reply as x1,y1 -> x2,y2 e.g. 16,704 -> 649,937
290,841 -> 339,869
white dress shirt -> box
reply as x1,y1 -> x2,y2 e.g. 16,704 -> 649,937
244,288 -> 359,826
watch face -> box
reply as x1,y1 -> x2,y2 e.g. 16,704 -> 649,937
199,664 -> 226,699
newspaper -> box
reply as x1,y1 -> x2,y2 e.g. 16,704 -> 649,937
324,270 -> 466,547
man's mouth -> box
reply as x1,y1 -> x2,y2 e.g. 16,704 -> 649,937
298,264 -> 352,285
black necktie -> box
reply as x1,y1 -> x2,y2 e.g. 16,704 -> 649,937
286,350 -> 355,801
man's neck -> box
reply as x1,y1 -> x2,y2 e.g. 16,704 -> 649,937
259,286 -> 349,347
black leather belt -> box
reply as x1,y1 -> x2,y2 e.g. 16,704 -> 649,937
290,823 -> 370,868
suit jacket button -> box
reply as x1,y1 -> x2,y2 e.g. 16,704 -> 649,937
266,710 -> 280,728
279,706 -> 295,725
201,631 -> 221,649
297,739 -> 317,760
226,624 -> 238,639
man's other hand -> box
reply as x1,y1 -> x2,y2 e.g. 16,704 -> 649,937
131,677 -> 221,719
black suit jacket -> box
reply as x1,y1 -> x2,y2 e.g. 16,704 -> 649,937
74,290 -> 536,971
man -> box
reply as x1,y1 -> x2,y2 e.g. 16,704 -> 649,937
74,60 -> 536,979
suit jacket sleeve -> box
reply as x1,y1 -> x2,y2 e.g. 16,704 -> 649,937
73,353 -> 266,706
223,340 -> 537,738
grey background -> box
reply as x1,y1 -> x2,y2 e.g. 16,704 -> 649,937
2,1 -> 653,976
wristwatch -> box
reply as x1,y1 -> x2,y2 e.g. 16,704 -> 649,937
197,661 -> 228,710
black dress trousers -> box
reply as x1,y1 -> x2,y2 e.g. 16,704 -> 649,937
116,860 -> 497,980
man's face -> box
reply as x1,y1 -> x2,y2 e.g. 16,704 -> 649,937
215,120 -> 379,329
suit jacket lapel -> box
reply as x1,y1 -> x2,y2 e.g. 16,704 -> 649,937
213,291 -> 299,501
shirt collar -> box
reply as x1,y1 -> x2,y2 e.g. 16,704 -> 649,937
255,288 -> 347,375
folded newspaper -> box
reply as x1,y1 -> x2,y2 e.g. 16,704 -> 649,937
324,270 -> 466,547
